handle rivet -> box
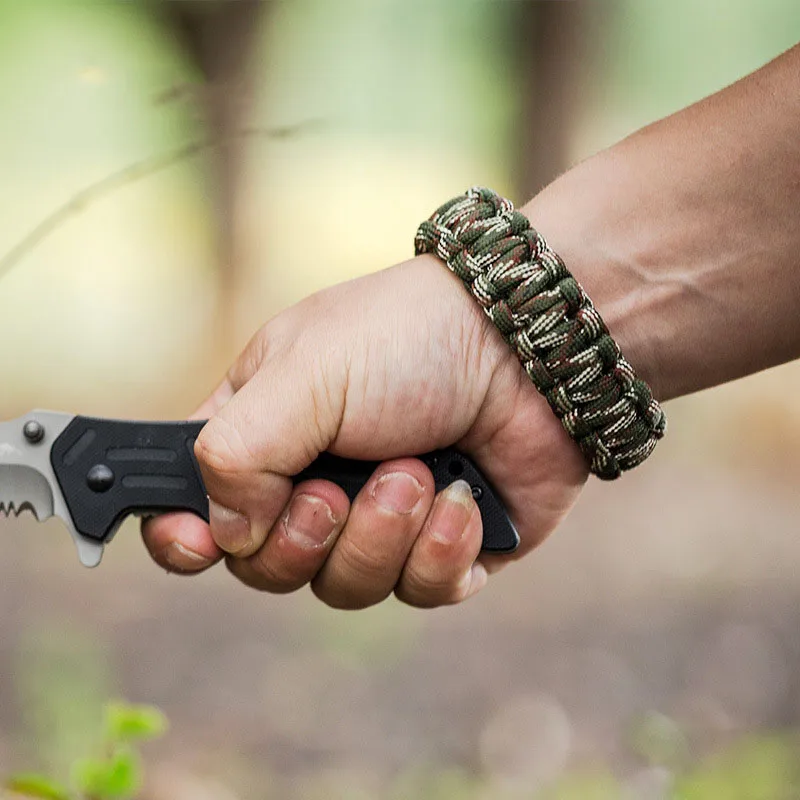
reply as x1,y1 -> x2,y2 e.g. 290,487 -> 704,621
87,464 -> 115,493
471,485 -> 483,501
23,420 -> 45,444
447,459 -> 464,477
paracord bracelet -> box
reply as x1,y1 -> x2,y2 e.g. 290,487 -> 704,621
414,187 -> 666,480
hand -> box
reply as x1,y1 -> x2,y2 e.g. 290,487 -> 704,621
142,254 -> 587,609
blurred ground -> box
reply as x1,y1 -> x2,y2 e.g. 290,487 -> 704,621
1,1 -> 800,798
1,439 -> 799,797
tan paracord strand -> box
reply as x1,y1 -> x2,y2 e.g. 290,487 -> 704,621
415,187 -> 666,479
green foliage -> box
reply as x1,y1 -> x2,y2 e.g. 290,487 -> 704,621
71,748 -> 140,799
103,704 -> 167,744
7,707 -> 800,800
13,625 -> 114,779
4,774 -> 71,800
4,702 -> 166,800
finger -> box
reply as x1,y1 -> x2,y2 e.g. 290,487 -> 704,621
196,381 -> 294,558
141,512 -> 223,574
310,459 -> 435,610
225,479 -> 349,592
395,480 -> 486,608
190,378 -> 235,420
141,371 -> 240,570
141,330 -> 272,570
195,341 -> 344,559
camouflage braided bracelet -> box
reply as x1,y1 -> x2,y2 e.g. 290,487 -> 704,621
414,186 -> 666,479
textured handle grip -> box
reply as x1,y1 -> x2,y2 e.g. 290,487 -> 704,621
51,418 -> 208,542
295,450 -> 519,553
51,417 -> 519,553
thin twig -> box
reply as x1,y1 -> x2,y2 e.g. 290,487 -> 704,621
0,138 -> 212,283
0,120 -> 324,283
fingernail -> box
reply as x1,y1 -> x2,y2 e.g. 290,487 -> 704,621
284,494 -> 337,549
465,562 -> 489,599
208,498 -> 251,554
164,542 -> 214,571
371,472 -> 424,514
429,479 -> 475,545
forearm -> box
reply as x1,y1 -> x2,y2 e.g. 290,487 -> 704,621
522,43 -> 800,401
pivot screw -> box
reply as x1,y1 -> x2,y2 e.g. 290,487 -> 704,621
471,485 -> 483,501
87,464 -> 115,493
23,420 -> 45,444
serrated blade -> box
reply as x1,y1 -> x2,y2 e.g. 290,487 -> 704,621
0,464 -> 54,519
0,411 -> 104,567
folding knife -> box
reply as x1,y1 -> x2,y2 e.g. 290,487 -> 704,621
0,410 -> 520,567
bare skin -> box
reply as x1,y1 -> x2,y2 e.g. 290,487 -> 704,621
524,43 -> 800,401
143,44 -> 800,609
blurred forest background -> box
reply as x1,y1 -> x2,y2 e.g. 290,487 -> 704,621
1,2 -> 800,798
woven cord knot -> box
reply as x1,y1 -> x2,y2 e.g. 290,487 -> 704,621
415,187 -> 666,479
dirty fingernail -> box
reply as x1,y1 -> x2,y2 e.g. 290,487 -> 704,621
208,498 -> 251,554
164,542 -> 214,571
429,479 -> 475,545
284,494 -> 337,548
371,471 -> 424,514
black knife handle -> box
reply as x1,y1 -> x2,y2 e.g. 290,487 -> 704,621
51,417 -> 519,553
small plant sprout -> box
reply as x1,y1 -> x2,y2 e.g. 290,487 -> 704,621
4,702 -> 167,800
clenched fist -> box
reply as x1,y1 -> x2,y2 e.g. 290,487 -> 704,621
142,254 -> 587,608
144,42 -> 800,608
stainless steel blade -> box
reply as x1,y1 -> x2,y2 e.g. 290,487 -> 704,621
0,464 -> 54,518
0,410 -> 104,567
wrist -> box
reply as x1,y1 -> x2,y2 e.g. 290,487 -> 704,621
520,150 -> 681,402
416,187 -> 666,478
522,45 -> 800,404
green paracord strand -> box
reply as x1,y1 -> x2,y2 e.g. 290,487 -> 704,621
415,186 -> 666,480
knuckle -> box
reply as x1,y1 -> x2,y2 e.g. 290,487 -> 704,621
245,326 -> 271,366
195,416 -> 253,476
394,582 -> 439,609
310,580 -> 383,611
229,320 -> 282,388
396,568 -> 464,608
310,533 -> 399,610
247,549 -> 307,594
336,536 -> 393,584
305,343 -> 345,443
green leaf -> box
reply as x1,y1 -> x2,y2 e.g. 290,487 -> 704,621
104,702 -> 168,744
71,748 -> 141,800
4,773 -> 72,799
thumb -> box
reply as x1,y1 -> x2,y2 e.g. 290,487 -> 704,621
195,337 -> 346,558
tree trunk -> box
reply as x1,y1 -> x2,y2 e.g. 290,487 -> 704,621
156,0 -> 267,354
514,0 -> 598,200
